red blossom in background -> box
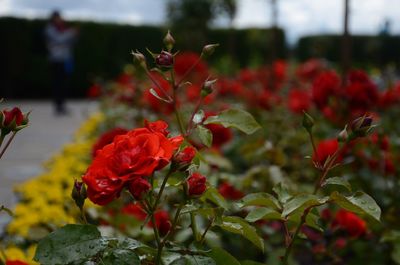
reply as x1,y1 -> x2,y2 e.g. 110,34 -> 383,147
332,209 -> 367,238
174,52 -> 208,80
296,59 -> 325,81
87,83 -> 102,98
312,139 -> 340,166
153,211 -> 171,236
218,182 -> 244,200
312,71 -> 341,109
288,89 -> 311,114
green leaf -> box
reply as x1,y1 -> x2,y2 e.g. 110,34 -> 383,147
170,255 -> 216,265
237,193 -> 281,210
282,194 -> 329,217
392,243 -> 400,264
204,109 -> 261,134
218,216 -> 264,252
330,191 -> 381,222
34,224 -> 108,265
322,177 -> 352,191
245,207 -> 282,222
195,125 -> 213,147
201,187 -> 229,210
206,247 -> 241,265
272,183 -> 292,204
103,249 -> 140,265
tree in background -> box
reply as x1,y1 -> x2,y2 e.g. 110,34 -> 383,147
167,0 -> 237,51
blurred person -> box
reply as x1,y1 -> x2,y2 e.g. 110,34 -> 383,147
44,10 -> 78,115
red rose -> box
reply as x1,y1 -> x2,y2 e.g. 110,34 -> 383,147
2,107 -> 24,127
204,112 -> 233,149
296,59 -> 325,81
153,210 -> 171,236
83,120 -> 183,205
218,182 -> 244,200
128,177 -> 151,200
87,84 -> 102,98
312,139 -> 340,166
174,146 -> 196,169
334,237 -> 347,249
156,51 -> 174,68
6,260 -> 29,265
288,89 -> 311,114
92,128 -> 128,157
187,172 -> 207,196
332,209 -> 366,238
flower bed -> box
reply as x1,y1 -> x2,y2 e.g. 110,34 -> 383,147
2,32 -> 400,265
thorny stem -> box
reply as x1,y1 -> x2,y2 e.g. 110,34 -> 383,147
186,97 -> 203,137
199,217 -> 215,244
145,69 -> 173,103
80,207 -> 88,224
282,208 -> 311,265
0,131 -> 17,160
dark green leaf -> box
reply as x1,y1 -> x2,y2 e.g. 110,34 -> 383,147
218,216 -> 264,252
322,177 -> 351,191
102,249 -> 140,265
204,109 -> 261,134
34,224 -> 108,265
201,187 -> 229,210
206,247 -> 241,265
237,193 -> 281,210
282,194 -> 329,217
240,260 -> 266,265
272,183 -> 292,204
195,125 -> 213,147
245,207 -> 282,222
170,255 -> 216,265
330,191 -> 381,222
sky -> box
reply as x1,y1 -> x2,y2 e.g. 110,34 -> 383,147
0,0 -> 399,44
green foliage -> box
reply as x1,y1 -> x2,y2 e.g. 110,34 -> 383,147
204,109 -> 261,134
34,224 -> 109,265
322,176 -> 352,191
195,125 -> 213,147
206,247 -> 241,265
217,216 -> 264,251
330,191 -> 381,222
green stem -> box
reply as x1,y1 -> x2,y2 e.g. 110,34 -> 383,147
0,131 -> 17,160
80,207 -> 88,224
152,169 -> 173,212
282,208 -> 310,265
0,133 -> 5,148
199,217 -> 214,244
190,212 -> 200,242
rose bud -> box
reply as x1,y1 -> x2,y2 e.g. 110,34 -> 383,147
156,51 -> 174,69
337,125 -> 349,142
350,115 -> 374,138
302,111 -> 314,132
1,107 -> 29,133
71,180 -> 87,209
163,30 -> 175,51
174,146 -> 196,170
201,79 -> 217,97
201,44 -> 219,57
131,50 -> 147,68
128,178 -> 151,200
186,172 -> 207,197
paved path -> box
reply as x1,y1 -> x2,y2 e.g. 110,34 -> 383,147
0,100 -> 98,228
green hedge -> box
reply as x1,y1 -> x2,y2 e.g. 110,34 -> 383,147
296,34 -> 400,68
0,17 -> 286,98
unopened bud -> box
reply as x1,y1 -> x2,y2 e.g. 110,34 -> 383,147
201,79 -> 217,97
131,50 -> 147,68
128,178 -> 151,201
155,51 -> 174,69
186,172 -> 207,197
201,44 -> 219,57
350,115 -> 374,137
163,30 -> 175,51
337,126 -> 349,142
173,146 -> 196,170
302,111 -> 314,132
1,107 -> 29,135
72,180 -> 87,209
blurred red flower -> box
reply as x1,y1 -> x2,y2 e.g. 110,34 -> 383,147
332,209 -> 366,238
